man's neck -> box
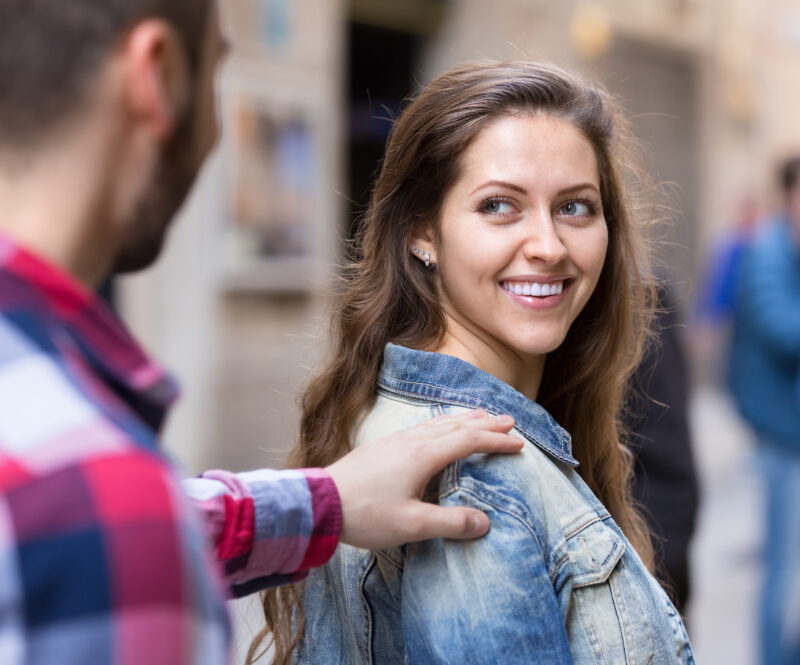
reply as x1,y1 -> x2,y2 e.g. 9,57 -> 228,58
0,135 -> 120,289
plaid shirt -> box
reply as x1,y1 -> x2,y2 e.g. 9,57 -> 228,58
0,233 -> 341,664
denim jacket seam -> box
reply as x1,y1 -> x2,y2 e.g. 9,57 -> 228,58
379,380 -> 486,410
359,553 -> 376,665
563,511 -> 612,539
375,386 -> 439,408
441,481 -> 547,560
375,548 -> 403,570
551,548 -> 571,589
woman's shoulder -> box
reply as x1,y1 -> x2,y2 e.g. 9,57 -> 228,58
351,391 -> 442,448
353,395 -> 603,531
355,398 -> 583,507
438,414 -> 597,532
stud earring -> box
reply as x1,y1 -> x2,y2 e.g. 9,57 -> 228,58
411,246 -> 432,268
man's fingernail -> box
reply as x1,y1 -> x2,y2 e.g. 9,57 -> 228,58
472,513 -> 489,535
493,414 -> 514,425
467,409 -> 487,419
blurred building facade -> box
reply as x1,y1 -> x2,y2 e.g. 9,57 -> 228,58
117,0 -> 800,477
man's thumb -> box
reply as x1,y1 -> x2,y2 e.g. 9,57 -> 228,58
413,506 -> 490,542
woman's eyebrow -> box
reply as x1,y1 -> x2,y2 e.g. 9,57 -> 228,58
469,180 -> 527,196
557,183 -> 601,196
469,180 -> 601,197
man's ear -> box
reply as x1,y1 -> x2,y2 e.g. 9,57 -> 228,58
123,20 -> 191,142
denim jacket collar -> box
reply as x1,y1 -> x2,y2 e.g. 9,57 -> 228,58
378,343 -> 577,467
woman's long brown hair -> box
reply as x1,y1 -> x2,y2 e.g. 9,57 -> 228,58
248,61 -> 658,664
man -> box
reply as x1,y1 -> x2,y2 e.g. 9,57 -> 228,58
0,2 -> 522,663
729,157 -> 800,665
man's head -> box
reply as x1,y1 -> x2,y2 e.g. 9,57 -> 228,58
0,0 -> 222,278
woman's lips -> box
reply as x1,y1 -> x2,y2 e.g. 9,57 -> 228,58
500,278 -> 574,309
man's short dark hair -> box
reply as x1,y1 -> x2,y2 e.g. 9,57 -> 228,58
0,0 -> 212,148
780,156 -> 800,193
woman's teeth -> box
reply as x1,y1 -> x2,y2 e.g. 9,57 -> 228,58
501,280 -> 564,297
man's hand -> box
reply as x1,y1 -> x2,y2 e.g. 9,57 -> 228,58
325,410 -> 522,549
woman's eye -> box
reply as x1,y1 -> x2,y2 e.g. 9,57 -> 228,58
559,201 -> 592,216
481,199 -> 514,215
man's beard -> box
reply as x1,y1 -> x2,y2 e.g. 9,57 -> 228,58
112,102 -> 200,275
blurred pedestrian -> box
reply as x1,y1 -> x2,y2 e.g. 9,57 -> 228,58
689,196 -> 760,385
729,156 -> 800,665
0,2 -> 523,664
695,196 -> 759,327
628,286 -> 699,615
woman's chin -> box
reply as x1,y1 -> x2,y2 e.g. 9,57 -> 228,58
508,336 -> 569,360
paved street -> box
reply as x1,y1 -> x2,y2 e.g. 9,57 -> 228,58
688,386 -> 762,665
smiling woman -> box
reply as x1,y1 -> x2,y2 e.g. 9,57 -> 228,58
420,114 -> 609,399
252,61 -> 695,665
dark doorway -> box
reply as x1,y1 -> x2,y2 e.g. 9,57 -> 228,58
346,21 -> 423,249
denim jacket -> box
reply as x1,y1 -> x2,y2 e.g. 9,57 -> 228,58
296,344 -> 695,664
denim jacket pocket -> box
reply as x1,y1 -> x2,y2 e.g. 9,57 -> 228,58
564,518 -> 655,665
567,517 -> 625,587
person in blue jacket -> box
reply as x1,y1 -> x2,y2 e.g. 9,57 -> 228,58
729,157 -> 800,665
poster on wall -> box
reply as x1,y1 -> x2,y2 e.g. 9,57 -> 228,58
218,74 -> 329,291
258,0 -> 292,52
231,101 -> 314,256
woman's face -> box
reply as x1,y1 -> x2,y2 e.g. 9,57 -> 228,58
421,114 -> 608,394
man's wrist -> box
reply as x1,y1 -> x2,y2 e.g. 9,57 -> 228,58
297,468 -> 342,569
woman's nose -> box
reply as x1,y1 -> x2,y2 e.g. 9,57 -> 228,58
520,209 -> 569,265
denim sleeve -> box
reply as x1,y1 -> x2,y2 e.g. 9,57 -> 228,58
739,233 -> 800,359
400,486 -> 573,664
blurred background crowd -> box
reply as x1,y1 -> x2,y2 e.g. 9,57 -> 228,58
108,0 -> 800,662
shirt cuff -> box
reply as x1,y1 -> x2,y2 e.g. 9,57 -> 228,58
297,468 -> 342,570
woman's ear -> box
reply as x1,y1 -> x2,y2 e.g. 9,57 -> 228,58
408,225 -> 437,268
